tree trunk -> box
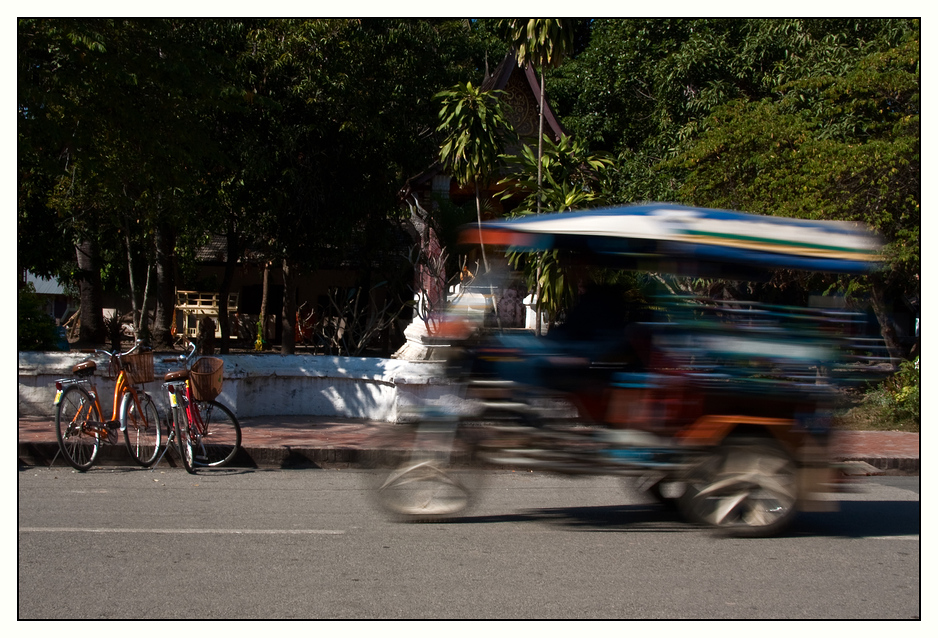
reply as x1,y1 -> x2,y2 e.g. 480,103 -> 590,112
75,238 -> 106,345
476,181 -> 502,329
218,219 -> 238,355
869,278 -> 903,362
280,258 -> 297,355
138,263 -> 152,344
122,216 -> 140,337
534,69 -> 546,337
537,69 -> 545,215
258,261 -> 270,350
152,222 -> 177,348
475,181 -> 489,273
535,259 -> 543,336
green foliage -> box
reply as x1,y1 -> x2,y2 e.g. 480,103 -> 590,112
863,357 -> 920,424
18,284 -> 57,351
435,82 -> 515,188
18,17 -> 246,328
547,18 -> 919,339
500,19 -> 576,70
506,249 -> 572,322
552,19 -> 918,202
18,19 -> 494,291
435,79 -> 517,274
498,134 -> 614,320
18,18 -> 921,354
17,150 -> 74,281
239,19 -> 493,270
498,133 -> 614,213
671,23 -> 919,293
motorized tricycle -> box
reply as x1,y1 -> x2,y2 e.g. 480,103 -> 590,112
375,203 -> 889,537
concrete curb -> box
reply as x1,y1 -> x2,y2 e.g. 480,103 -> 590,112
837,456 -> 920,475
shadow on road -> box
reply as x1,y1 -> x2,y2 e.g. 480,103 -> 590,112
791,500 -> 920,538
430,503 -> 698,533
424,500 -> 920,539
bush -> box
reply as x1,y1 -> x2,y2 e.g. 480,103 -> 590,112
864,356 -> 920,424
18,284 -> 57,351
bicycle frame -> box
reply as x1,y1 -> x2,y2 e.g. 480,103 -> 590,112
54,368 -> 139,439
110,369 -> 143,426
179,380 -> 207,438
156,378 -> 205,464
55,347 -> 150,419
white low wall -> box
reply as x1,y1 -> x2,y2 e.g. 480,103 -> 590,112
18,352 -> 455,423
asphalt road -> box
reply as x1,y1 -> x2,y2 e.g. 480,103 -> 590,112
18,466 -> 920,619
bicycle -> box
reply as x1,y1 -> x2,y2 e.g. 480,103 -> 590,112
157,340 -> 241,474
53,340 -> 162,471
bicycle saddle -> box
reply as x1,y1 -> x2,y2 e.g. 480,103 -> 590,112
72,360 -> 97,376
164,369 -> 189,383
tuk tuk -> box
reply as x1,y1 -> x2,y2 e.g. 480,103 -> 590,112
375,203 -> 888,537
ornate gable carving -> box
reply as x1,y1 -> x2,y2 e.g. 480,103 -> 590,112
503,72 -> 539,139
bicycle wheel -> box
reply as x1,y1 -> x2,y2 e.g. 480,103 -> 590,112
55,385 -> 103,471
171,403 -> 197,474
121,391 -> 162,467
189,400 -> 241,469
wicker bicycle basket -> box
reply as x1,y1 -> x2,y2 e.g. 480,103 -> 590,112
190,357 -> 224,401
122,351 -> 154,385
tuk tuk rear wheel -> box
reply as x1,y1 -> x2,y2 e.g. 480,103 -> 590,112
678,437 -> 798,537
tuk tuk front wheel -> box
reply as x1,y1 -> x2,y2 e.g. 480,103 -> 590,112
678,437 -> 798,537
372,422 -> 482,522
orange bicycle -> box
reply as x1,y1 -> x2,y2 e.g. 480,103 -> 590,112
53,341 -> 162,471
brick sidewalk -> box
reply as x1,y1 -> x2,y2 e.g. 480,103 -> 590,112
17,416 -> 408,448
829,429 -> 920,473
18,416 -> 919,472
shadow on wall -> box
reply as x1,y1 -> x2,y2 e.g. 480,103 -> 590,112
235,376 -> 397,420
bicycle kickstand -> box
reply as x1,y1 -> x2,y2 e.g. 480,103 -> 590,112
153,425 -> 177,468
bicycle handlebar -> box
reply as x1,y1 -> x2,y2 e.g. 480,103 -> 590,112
81,339 -> 149,360
163,339 -> 198,366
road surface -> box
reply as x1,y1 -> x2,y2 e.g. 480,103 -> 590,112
18,466 -> 920,619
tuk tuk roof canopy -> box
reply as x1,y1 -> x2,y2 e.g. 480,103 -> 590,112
460,203 -> 884,276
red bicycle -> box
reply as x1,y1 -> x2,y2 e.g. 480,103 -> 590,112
158,340 -> 241,473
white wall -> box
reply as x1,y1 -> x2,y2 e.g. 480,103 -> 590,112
18,352 -> 456,423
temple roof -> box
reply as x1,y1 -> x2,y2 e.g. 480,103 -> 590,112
481,51 -> 566,143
